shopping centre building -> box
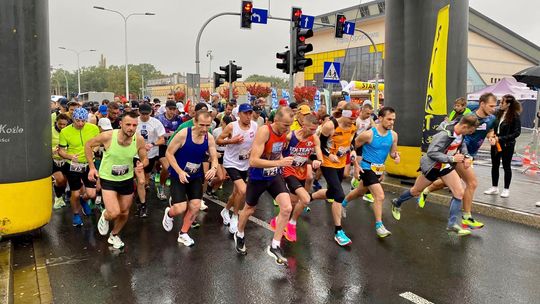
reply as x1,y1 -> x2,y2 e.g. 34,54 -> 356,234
296,0 -> 540,93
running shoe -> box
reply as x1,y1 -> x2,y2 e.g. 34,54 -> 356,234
391,199 -> 401,221
166,178 -> 171,187
177,233 -> 195,247
334,230 -> 352,246
108,234 -> 125,249
53,196 -> 65,209
139,203 -> 148,218
483,187 -> 499,195
234,232 -> 247,255
362,193 -> 374,203
199,200 -> 209,211
220,208 -> 231,226
97,209 -> 109,236
500,189 -> 510,198
461,217 -> 484,230
326,198 -> 335,204
95,196 -> 102,206
447,224 -> 472,236
303,206 -> 311,213
266,246 -> 288,266
284,223 -> 297,242
312,180 -> 322,192
191,221 -> 201,229
418,190 -> 428,208
80,199 -> 92,216
153,174 -> 160,183
162,207 -> 174,232
72,214 -> 83,227
350,177 -> 360,189
156,185 -> 167,200
376,225 -> 392,238
228,215 -> 238,234
269,217 -> 277,231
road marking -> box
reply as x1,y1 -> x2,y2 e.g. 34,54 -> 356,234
399,292 -> 434,304
204,195 -> 272,231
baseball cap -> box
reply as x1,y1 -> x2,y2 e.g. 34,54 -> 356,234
139,103 -> 152,114
130,100 -> 140,110
195,102 -> 208,111
98,105 -> 108,115
289,102 -> 298,109
165,100 -> 177,108
239,103 -> 253,113
298,105 -> 311,115
98,118 -> 113,131
279,99 -> 288,106
253,105 -> 262,113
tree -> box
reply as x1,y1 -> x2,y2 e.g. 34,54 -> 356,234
246,84 -> 271,98
294,86 -> 318,103
245,74 -> 287,88
220,87 -> 239,101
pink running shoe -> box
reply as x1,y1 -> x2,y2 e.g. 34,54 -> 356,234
284,223 -> 297,242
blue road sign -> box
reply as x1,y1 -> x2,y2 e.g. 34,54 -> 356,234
344,21 -> 355,35
323,62 -> 341,84
300,15 -> 315,29
251,8 -> 268,24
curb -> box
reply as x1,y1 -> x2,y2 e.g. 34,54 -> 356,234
0,240 -> 13,304
382,181 -> 540,229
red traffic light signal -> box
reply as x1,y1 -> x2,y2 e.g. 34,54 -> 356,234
335,13 -> 346,38
241,1 -> 253,29
291,7 -> 302,24
243,2 -> 252,11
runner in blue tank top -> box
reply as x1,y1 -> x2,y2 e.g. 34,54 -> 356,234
161,110 -> 219,247
342,107 -> 400,238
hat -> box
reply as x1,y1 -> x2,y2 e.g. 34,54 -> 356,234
72,108 -> 89,121
279,99 -> 288,106
98,118 -> 113,131
165,100 -> 177,108
195,102 -> 208,111
253,105 -> 262,113
59,98 -> 69,108
239,103 -> 253,113
229,99 -> 237,105
130,100 -> 140,110
298,105 -> 311,115
139,103 -> 152,114
289,102 -> 298,109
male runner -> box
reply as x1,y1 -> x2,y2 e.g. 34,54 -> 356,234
419,93 -> 497,230
58,108 -> 99,226
234,107 -> 294,266
86,111 -> 149,249
391,115 -> 479,236
52,113 -> 70,209
162,110 -> 219,246
311,103 -> 359,246
341,107 -> 400,238
351,102 -> 376,202
216,103 -> 257,234
156,100 -> 183,199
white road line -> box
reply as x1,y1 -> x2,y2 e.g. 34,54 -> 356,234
399,292 -> 434,304
205,195 -> 272,231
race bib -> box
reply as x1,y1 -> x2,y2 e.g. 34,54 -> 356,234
239,149 -> 250,160
337,146 -> 349,157
184,162 -> 201,174
292,156 -> 307,167
263,167 -> 279,177
370,163 -> 385,176
69,162 -> 87,173
111,164 -> 129,176
53,159 -> 66,167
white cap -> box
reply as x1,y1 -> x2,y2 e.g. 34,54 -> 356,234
98,118 -> 113,131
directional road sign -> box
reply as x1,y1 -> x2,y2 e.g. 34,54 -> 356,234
300,15 -> 314,29
251,8 -> 268,24
323,62 -> 341,84
344,21 -> 355,35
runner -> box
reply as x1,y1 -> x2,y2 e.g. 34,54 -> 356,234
233,107 -> 294,266
216,104 -> 257,234
162,110 -> 219,246
276,114 -> 323,242
135,103 -> 166,217
86,111 -> 149,249
210,115 -> 234,194
311,103 -> 359,246
52,113 -> 70,209
57,108 -> 99,226
350,102 -> 376,202
390,115 -> 480,236
340,106 -> 400,238
419,93 -> 497,230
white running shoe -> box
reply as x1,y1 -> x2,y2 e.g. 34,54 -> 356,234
177,233 -> 195,247
229,214 -> 238,234
220,208 -> 231,226
200,200 -> 209,211
95,196 -> 102,205
97,209 -> 109,236
107,234 -> 125,249
376,225 -> 392,238
162,207 -> 174,232
483,187 -> 499,195
53,196 -> 65,209
500,189 -> 510,198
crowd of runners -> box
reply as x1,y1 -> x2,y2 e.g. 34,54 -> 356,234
50,91 -> 500,266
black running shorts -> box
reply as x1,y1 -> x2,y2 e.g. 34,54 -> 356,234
245,176 -> 289,207
170,177 -> 204,203
360,169 -> 383,187
225,167 -> 248,182
424,167 -> 454,182
284,175 -> 306,193
64,163 -> 96,191
100,178 -> 135,196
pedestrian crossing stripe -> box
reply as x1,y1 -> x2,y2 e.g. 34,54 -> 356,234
324,63 -> 340,81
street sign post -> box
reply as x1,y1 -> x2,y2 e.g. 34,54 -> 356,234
344,21 -> 355,35
251,8 -> 268,24
323,62 -> 340,84
300,15 -> 314,29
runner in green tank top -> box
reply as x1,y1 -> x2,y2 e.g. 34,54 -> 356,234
85,112 -> 148,249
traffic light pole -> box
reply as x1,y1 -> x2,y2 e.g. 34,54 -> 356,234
289,22 -> 295,103
229,60 -> 233,101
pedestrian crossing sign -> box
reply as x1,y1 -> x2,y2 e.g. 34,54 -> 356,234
323,62 -> 341,83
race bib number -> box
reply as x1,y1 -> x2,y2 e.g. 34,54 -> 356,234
263,167 -> 279,177
54,159 -> 66,167
239,149 -> 250,160
111,164 -> 129,176
337,146 -> 349,157
292,156 -> 307,167
184,162 -> 201,174
271,142 -> 284,154
69,162 -> 87,173
370,163 -> 385,176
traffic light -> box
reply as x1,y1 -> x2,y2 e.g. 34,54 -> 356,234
291,7 -> 302,25
294,28 -> 313,73
276,50 -> 290,74
240,1 -> 253,29
335,13 -> 346,38
230,63 -> 242,82
214,64 -> 229,88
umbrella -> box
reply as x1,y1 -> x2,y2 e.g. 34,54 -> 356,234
513,65 -> 540,88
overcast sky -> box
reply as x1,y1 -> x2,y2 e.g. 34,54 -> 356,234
49,0 -> 540,78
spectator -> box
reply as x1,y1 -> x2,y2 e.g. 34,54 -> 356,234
252,105 -> 265,127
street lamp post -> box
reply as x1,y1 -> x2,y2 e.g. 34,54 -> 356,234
58,47 -> 96,95
93,6 -> 155,100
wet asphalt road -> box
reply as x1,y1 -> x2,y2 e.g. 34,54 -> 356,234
15,182 -> 540,304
